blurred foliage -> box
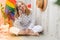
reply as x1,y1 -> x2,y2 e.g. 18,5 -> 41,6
55,0 -> 60,6
0,3 -> 7,19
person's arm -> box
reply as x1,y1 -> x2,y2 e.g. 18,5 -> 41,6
10,17 -> 22,35
13,16 -> 22,27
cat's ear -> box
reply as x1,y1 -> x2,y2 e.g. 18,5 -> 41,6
36,0 -> 47,12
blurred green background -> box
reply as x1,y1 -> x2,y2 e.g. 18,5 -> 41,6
55,0 -> 60,6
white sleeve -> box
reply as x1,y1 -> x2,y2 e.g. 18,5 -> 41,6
13,17 -> 22,27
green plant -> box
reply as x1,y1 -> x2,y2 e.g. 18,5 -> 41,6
55,0 -> 60,6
